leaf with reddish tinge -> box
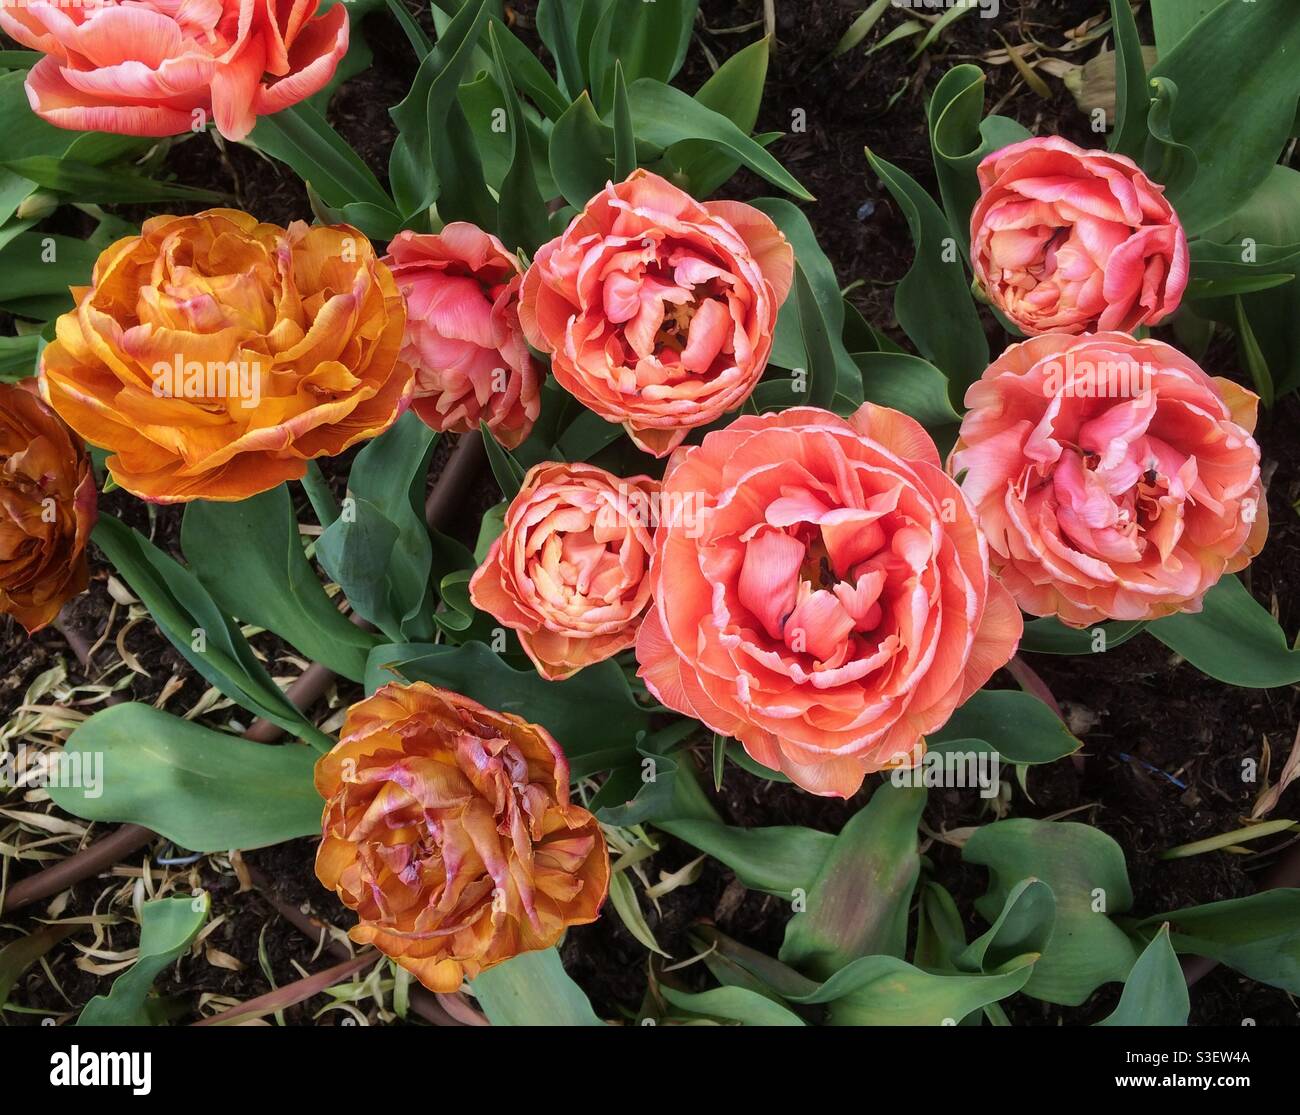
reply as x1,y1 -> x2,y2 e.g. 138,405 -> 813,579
780,783 -> 926,979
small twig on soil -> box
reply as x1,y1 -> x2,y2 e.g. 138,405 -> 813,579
0,822 -> 154,915
193,951 -> 379,1026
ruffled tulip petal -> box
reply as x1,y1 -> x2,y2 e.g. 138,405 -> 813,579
315,683 -> 609,992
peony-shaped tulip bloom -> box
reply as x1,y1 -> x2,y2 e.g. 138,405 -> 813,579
0,0 -> 349,141
314,681 -> 610,992
39,208 -> 411,503
470,462 -> 657,680
970,136 -> 1188,335
950,333 -> 1266,626
635,404 -> 1022,798
0,381 -> 97,633
519,169 -> 794,457
384,225 -> 540,450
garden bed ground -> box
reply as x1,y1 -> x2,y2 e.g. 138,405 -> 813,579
3,0 -> 1298,1026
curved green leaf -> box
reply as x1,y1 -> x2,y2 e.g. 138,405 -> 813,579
661,984 -> 805,1026
182,485 -> 378,682
1019,616 -> 1147,655
964,818 -> 1138,1005
1148,0 -> 1300,233
926,64 -> 1030,259
866,149 -> 987,402
1142,889 -> 1300,993
626,78 -> 811,200
470,947 -> 604,1025
316,413 -> 438,644
489,21 -> 551,254
667,35 -> 770,197
49,703 -> 323,852
1097,924 -> 1189,1026
1148,575 -> 1300,688
79,895 -> 210,1026
780,783 -> 926,977
92,515 -> 330,749
364,641 -> 650,765
788,953 -> 1036,1026
657,819 -> 833,898
1107,0 -> 1149,160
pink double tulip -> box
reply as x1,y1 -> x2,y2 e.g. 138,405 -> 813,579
636,404 -> 1022,798
384,225 -> 541,450
951,333 -> 1267,626
519,170 -> 794,457
471,462 -> 658,680
0,0 -> 348,141
970,137 -> 1188,335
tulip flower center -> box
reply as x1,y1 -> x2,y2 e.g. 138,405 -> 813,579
733,483 -> 924,676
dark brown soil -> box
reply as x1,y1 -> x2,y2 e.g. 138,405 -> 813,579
3,0 -> 1298,1027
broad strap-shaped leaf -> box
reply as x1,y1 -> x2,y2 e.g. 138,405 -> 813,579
550,92 -> 616,210
1150,0 -> 1220,56
866,149 -> 988,403
586,0 -> 701,112
854,351 -> 960,433
657,819 -> 834,898
626,78 -> 811,200
753,198 -> 862,406
317,413 -> 439,644
535,0 -> 586,101
963,818 -> 1138,1005
1097,924 -> 1189,1026
249,102 -> 397,229
926,64 -> 1030,261
786,953 -> 1037,1027
364,641 -> 651,765
780,783 -> 926,977
93,515 -> 331,749
956,878 -> 1056,974
1148,575 -> 1300,688
388,0 -> 492,221
1147,0 -> 1300,234
480,421 -> 528,498
78,895 -> 210,1026
488,22 -> 551,255
182,485 -> 378,683
469,947 -> 604,1025
1019,616 -> 1148,655
666,35 -> 770,198
1140,889 -> 1300,994
1107,0 -> 1149,161
914,882 -> 968,972
49,703 -> 324,852
660,985 -> 805,1026
930,688 -> 1082,766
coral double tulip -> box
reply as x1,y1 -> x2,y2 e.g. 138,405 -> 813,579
314,682 -> 610,992
40,208 -> 411,503
519,169 -> 794,457
470,462 -> 658,680
0,381 -> 97,633
0,0 -> 349,141
951,333 -> 1266,626
636,405 -> 1021,798
384,225 -> 540,450
970,136 -> 1188,335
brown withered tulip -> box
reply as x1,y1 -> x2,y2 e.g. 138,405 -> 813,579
314,682 -> 610,993
1,380 -> 96,633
